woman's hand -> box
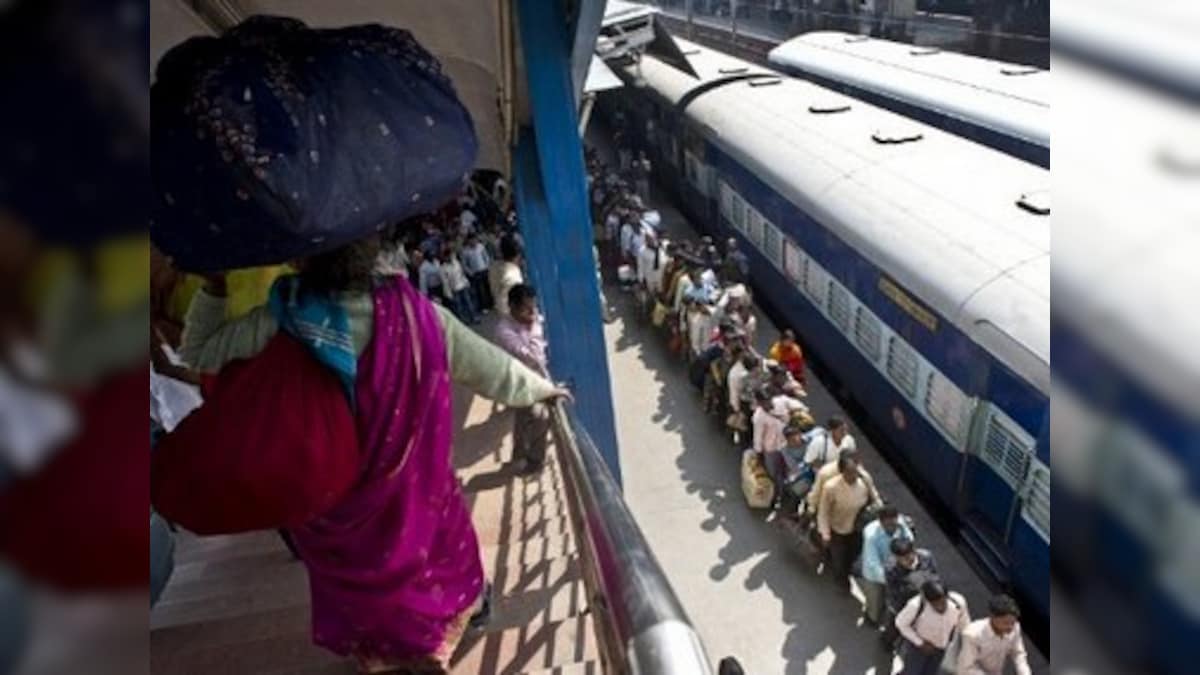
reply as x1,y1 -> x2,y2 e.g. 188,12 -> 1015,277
546,386 -> 574,404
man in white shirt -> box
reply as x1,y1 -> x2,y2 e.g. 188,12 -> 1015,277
956,594 -> 1032,675
488,235 -> 524,318
895,581 -> 970,675
418,253 -> 443,300
637,235 -> 669,297
619,219 -> 636,264
459,207 -> 479,238
460,234 -> 492,311
803,416 -> 857,469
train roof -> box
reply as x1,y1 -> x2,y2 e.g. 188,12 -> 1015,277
619,39 -> 1049,393
1053,54 -> 1200,420
767,31 -> 1049,151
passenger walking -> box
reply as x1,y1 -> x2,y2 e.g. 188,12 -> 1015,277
895,581 -> 970,675
418,251 -> 444,300
816,452 -> 882,594
495,284 -> 554,475
440,246 -> 478,325
633,150 -> 652,203
859,505 -> 914,626
178,241 -> 570,672
884,537 -> 942,644
722,237 -> 750,284
956,594 -> 1033,675
803,416 -> 856,471
461,234 -> 493,311
488,235 -> 524,318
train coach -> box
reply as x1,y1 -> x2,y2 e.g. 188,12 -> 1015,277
767,31 -> 1050,168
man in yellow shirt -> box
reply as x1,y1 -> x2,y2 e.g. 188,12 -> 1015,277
817,452 -> 881,595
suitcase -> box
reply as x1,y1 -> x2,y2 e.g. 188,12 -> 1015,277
741,450 -> 775,509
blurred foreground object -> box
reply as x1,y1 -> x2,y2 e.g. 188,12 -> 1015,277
151,15 -> 478,272
1053,1 -> 1200,673
0,1 -> 149,673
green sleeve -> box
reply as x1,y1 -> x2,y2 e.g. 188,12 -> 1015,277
179,289 -> 278,374
434,305 -> 556,407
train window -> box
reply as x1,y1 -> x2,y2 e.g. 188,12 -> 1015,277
827,283 -> 852,334
853,307 -> 883,362
804,257 -> 826,307
1001,66 -> 1042,76
1022,459 -> 1051,542
843,35 -> 870,44
910,47 -> 941,56
885,337 -> 920,399
1096,424 -> 1184,558
718,66 -> 749,75
763,221 -> 783,268
731,193 -> 746,231
872,129 -> 924,145
783,240 -> 803,283
719,181 -> 733,222
747,78 -> 783,88
981,412 -> 1033,489
926,371 -> 973,448
747,206 -> 765,247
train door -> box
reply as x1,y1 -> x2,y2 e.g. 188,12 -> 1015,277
958,401 -> 1040,581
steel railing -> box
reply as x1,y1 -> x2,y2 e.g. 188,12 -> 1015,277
548,399 -> 713,674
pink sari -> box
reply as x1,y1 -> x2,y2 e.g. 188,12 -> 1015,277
290,277 -> 484,667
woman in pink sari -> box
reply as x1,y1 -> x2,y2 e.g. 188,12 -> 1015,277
179,239 -> 567,672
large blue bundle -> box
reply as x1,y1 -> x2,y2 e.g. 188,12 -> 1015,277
152,16 -> 477,271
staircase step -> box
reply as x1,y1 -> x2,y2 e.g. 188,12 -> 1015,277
475,514 -> 574,547
482,533 -> 577,576
152,606 -> 314,666
521,661 -> 602,675
173,530 -> 291,563
151,622 -> 341,675
151,575 -> 310,631
451,613 -> 599,675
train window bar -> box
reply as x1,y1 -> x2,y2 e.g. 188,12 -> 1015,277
682,49 -> 701,56
909,47 -> 941,56
872,129 -> 924,144
843,35 -> 870,43
1001,66 -> 1042,76
718,66 -> 749,75
748,78 -> 782,88
1016,191 -> 1051,215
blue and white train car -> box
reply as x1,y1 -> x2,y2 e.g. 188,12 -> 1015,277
767,31 -> 1050,167
1051,45 -> 1200,675
611,39 -> 1050,636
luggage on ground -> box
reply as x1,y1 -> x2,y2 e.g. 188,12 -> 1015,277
741,450 -> 775,509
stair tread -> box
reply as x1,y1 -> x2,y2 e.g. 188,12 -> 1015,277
451,613 -> 599,675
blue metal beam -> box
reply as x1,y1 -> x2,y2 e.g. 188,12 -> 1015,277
514,0 -> 622,484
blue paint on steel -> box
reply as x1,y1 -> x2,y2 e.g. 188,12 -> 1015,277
515,0 -> 622,484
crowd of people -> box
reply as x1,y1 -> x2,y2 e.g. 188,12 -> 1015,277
586,136 -> 1032,675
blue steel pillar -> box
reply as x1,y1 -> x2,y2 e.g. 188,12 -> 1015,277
514,0 -> 621,484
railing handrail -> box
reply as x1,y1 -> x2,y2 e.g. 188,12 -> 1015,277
548,399 -> 713,674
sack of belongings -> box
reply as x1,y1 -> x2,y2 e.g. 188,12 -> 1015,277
741,449 -> 775,509
151,16 -> 477,271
